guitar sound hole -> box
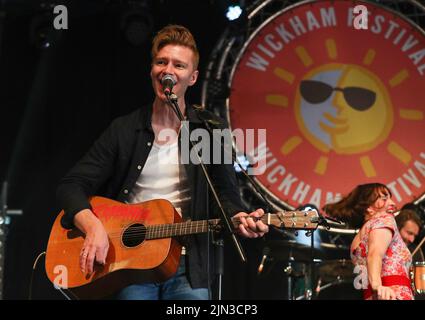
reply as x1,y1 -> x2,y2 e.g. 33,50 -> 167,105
122,223 -> 146,247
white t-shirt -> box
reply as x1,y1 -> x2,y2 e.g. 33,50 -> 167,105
127,140 -> 191,218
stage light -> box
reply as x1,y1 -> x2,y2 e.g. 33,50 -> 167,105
226,5 -> 243,21
120,2 -> 153,47
224,1 -> 248,35
29,11 -> 55,49
234,154 -> 250,172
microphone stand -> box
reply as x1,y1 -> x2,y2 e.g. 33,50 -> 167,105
196,110 -> 274,215
310,230 -> 315,300
165,92 -> 247,264
0,181 -> 23,299
214,237 -> 224,300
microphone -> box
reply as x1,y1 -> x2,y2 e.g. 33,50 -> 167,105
257,246 -> 270,274
161,74 -> 176,96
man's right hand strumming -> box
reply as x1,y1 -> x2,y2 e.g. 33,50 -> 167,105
74,209 -> 110,276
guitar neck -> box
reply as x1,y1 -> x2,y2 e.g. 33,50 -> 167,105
145,210 -> 318,240
146,218 -> 223,240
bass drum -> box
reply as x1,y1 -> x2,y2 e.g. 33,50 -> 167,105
315,259 -> 362,300
412,261 -> 425,296
293,259 -> 362,300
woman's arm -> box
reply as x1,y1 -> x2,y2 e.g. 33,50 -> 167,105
367,228 -> 396,299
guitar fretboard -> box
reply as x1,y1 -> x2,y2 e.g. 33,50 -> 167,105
143,211 -> 317,240
146,218 -> 223,240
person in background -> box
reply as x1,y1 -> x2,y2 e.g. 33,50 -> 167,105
395,205 -> 424,262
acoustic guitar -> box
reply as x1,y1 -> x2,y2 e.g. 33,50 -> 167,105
45,196 -> 319,299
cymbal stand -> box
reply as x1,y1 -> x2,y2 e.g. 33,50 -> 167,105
283,247 -> 294,300
412,233 -> 425,259
1,181 -> 23,299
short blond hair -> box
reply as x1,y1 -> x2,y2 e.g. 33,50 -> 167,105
151,24 -> 199,70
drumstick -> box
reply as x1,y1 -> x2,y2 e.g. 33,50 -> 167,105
412,234 -> 425,257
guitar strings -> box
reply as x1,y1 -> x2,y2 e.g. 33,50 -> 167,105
108,216 -> 290,241
78,211 -> 305,239
55,215 -> 312,244
103,218 -> 241,239
115,214 -> 313,241
74,216 -> 273,240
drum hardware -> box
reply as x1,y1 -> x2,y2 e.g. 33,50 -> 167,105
283,264 -> 292,275
285,250 -> 295,300
410,232 -> 425,295
295,289 -> 312,300
0,181 -> 23,300
315,277 -> 344,293
317,259 -> 354,283
257,246 -> 270,275
411,261 -> 425,295
284,258 -> 313,300
412,234 -> 425,259
265,240 -> 324,262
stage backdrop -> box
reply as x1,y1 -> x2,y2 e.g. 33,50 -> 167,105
228,0 -> 425,210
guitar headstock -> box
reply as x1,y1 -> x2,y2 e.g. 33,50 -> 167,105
267,210 -> 319,230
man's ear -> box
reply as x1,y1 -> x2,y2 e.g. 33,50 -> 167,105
189,70 -> 199,86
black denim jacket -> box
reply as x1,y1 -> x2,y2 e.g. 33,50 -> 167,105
56,103 -> 246,289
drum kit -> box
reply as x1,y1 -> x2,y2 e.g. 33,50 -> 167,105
410,236 -> 425,297
262,229 -> 425,300
411,262 -> 425,297
261,229 -> 361,300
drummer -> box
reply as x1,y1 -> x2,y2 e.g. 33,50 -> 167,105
395,205 -> 424,262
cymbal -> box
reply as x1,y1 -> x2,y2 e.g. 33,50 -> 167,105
317,259 -> 354,282
265,240 -> 325,262
264,240 -> 350,262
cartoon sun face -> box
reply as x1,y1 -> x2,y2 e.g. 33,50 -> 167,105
228,0 -> 425,210
295,63 -> 394,154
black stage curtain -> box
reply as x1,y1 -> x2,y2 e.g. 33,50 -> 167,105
0,1 -> 280,300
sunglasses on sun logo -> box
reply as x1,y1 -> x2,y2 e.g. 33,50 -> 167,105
299,80 -> 377,111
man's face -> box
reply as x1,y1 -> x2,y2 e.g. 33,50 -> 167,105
399,220 -> 420,246
150,44 -> 199,102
